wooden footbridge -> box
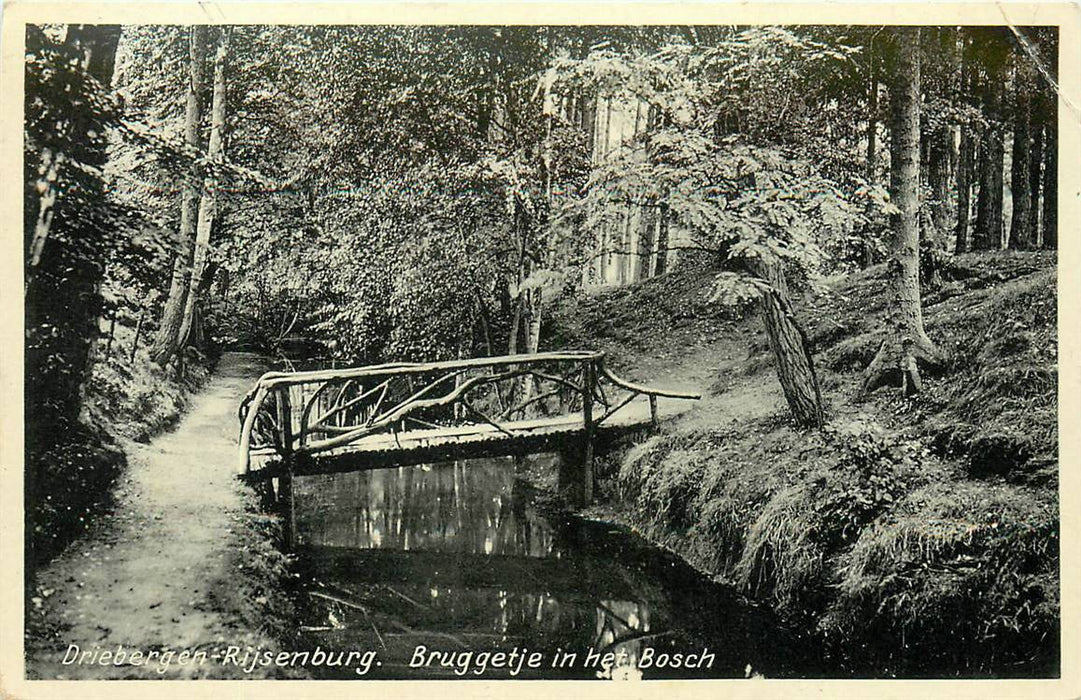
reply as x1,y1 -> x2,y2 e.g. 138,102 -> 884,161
237,351 -> 698,507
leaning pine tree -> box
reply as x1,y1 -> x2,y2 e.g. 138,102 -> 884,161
862,27 -> 941,395
747,254 -> 825,428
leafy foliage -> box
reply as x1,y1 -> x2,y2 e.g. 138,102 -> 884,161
555,38 -> 873,306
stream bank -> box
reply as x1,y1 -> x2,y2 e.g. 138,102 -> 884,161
544,252 -> 1060,677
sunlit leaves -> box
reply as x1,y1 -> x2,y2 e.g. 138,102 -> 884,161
708,270 -> 771,307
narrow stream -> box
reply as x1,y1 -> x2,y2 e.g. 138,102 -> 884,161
291,455 -> 821,679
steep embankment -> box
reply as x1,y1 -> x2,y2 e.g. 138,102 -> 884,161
25,353 -> 300,679
544,252 -> 1058,677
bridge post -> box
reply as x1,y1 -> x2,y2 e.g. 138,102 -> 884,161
581,358 -> 595,503
276,387 -> 296,548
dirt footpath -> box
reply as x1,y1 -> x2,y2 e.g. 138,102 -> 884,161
25,353 -> 291,680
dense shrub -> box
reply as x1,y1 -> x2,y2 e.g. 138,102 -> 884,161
27,424 -> 125,568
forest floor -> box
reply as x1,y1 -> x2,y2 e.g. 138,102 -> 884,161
544,250 -> 1059,676
24,353 -> 301,680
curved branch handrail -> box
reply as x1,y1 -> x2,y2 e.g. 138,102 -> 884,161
310,379 -> 388,430
296,378 -> 343,444
598,364 -> 702,400
252,352 -> 602,389
238,384 -> 269,474
301,368 -> 528,453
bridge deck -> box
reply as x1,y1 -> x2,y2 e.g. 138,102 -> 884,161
249,400 -> 673,479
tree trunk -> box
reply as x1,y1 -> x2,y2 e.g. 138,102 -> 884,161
1041,30 -> 1058,250
866,47 -> 878,183
863,27 -> 939,396
638,203 -> 657,279
620,207 -> 634,283
525,288 -> 542,354
150,25 -> 207,365
581,92 -> 597,153
507,291 -> 521,355
972,29 -> 1007,251
929,29 -> 959,242
955,129 -> 974,253
928,128 -> 953,245
179,28 -> 228,347
1027,123 -> 1044,246
25,147 -> 63,287
1009,46 -> 1035,249
654,202 -> 669,275
597,97 -> 615,281
955,30 -> 975,254
752,260 -> 824,428
1042,119 -> 1057,249
973,131 -> 1004,249
863,48 -> 879,266
636,105 -> 659,278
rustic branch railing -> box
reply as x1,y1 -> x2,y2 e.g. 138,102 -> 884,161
237,351 -> 699,477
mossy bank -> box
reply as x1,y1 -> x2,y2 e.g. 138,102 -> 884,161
545,251 -> 1058,677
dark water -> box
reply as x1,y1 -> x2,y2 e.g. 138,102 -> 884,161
291,456 -> 820,680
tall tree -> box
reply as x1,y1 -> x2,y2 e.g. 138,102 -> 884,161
927,28 -> 960,242
751,259 -> 825,427
178,27 -> 230,347
1042,122 -> 1057,249
863,38 -> 880,265
150,25 -> 207,365
863,27 -> 939,395
1027,116 -> 1045,247
955,29 -> 975,253
1009,38 -> 1036,249
654,204 -> 669,276
1039,28 -> 1058,250
971,28 -> 1008,251
24,23 -> 123,565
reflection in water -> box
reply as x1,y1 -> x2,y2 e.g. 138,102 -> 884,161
297,461 -> 556,558
293,457 -> 814,679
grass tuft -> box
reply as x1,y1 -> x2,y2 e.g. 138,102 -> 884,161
823,481 -> 1059,675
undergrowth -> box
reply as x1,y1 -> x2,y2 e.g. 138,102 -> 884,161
208,485 -> 308,677
823,481 -> 1059,675
26,422 -> 125,568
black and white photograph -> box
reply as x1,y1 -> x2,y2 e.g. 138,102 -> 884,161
3,3 -> 1078,696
